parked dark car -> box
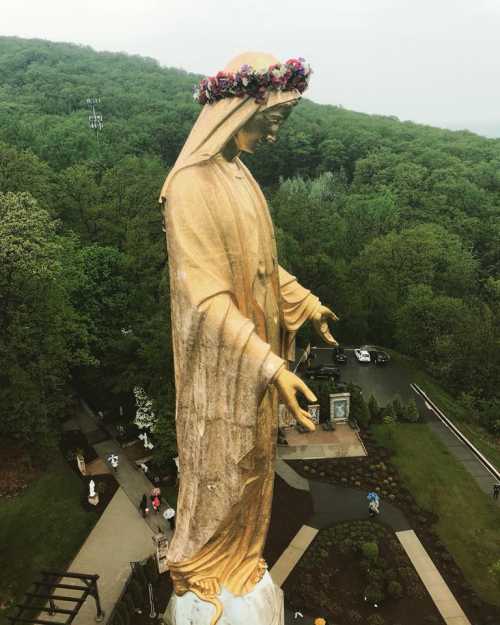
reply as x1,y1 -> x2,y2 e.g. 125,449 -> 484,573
332,346 -> 347,364
368,349 -> 390,365
303,364 -> 341,381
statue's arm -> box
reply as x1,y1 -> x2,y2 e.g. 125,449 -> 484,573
278,265 -> 339,345
166,171 -> 285,388
278,265 -> 321,332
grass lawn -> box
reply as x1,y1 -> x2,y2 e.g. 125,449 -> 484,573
0,454 -> 99,623
373,422 -> 500,606
389,351 -> 500,469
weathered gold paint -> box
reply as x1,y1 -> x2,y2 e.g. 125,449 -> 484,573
160,52 -> 335,624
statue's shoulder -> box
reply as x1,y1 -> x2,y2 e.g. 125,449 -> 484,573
168,161 -> 216,194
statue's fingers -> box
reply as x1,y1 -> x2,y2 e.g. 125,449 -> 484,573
296,378 -> 317,403
297,409 -> 316,431
327,308 -> 340,322
321,326 -> 338,346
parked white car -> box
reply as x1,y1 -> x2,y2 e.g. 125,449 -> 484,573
354,348 -> 371,363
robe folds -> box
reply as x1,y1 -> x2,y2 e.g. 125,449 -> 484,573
163,152 -> 320,602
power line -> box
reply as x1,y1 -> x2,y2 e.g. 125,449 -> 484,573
86,97 -> 103,140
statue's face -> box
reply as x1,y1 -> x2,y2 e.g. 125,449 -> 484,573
235,102 -> 296,154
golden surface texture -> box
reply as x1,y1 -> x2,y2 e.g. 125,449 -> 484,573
161,52 -> 320,624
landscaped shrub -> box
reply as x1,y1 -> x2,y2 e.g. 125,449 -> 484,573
392,396 -> 404,420
364,583 -> 384,604
384,567 -> 398,582
128,578 -> 144,607
368,394 -> 380,421
144,557 -> 159,583
111,613 -> 124,625
362,541 -> 379,562
347,609 -> 363,623
367,613 -> 385,625
403,398 -> 420,422
133,563 -> 148,590
350,386 -> 371,427
116,603 -> 130,625
339,537 -> 354,554
329,601 -> 344,618
123,593 -> 136,616
369,571 -> 386,591
488,559 -> 500,589
387,580 -> 403,598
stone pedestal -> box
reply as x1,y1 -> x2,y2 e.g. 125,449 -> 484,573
163,571 -> 284,625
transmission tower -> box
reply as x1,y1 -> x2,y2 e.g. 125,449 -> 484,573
86,97 -> 103,140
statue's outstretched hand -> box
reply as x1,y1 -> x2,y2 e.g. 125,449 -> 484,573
274,368 -> 317,431
311,305 -> 339,346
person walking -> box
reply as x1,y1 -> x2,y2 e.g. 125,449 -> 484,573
152,494 -> 161,514
151,486 -> 161,505
107,453 -> 119,472
139,494 -> 149,518
367,491 -> 380,517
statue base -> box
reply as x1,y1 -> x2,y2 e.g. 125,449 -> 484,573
163,571 -> 284,625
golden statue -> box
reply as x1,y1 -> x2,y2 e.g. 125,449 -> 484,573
160,52 -> 337,625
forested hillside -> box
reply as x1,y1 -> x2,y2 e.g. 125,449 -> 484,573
1,36 -> 500,455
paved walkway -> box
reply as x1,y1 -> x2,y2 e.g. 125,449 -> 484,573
77,400 -> 174,535
64,489 -> 154,625
275,458 -> 310,491
308,480 -> 410,531
397,530 -> 471,625
426,418 -> 500,504
270,525 -> 318,588
43,400 -> 175,624
275,460 -> 471,625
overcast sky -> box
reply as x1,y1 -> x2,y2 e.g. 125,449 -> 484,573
3,0 -> 500,136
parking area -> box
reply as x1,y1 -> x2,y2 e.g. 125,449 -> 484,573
299,346 -> 414,405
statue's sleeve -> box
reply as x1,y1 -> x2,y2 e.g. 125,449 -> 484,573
279,265 -> 321,332
166,170 -> 285,390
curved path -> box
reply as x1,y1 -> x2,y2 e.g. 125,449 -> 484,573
308,479 -> 410,531
276,461 -> 471,625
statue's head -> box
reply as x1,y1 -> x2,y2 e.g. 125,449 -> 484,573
219,52 -> 311,154
194,51 -> 311,155
234,100 -> 298,154
159,52 -> 311,201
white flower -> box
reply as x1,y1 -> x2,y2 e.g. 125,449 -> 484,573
133,386 -> 157,432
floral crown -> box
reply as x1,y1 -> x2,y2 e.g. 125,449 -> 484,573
193,58 -> 312,105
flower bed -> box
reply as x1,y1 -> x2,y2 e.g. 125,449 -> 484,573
284,520 -> 445,625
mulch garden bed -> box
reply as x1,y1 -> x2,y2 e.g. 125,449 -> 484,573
59,428 -> 118,517
265,474 -> 314,568
60,428 -> 98,466
109,558 -> 172,625
284,519 -> 445,625
289,430 -> 500,625
0,442 -> 40,497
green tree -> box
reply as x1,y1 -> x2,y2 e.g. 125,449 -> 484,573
0,192 -> 93,450
349,386 -> 370,428
368,395 -> 380,422
403,399 -> 420,423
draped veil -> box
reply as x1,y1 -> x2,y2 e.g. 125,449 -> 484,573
161,52 -> 320,625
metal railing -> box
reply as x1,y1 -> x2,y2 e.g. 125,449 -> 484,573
410,383 -> 500,482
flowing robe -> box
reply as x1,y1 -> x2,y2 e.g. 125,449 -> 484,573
164,153 -> 320,604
